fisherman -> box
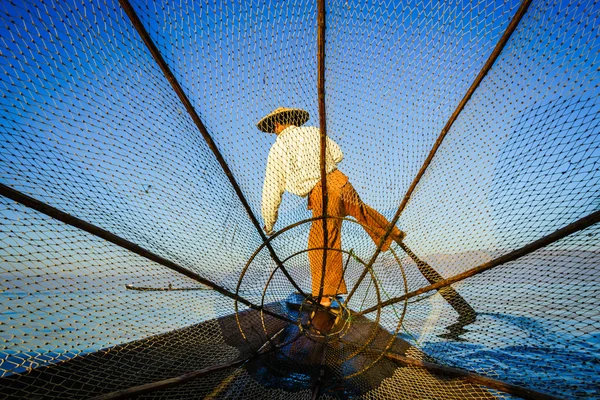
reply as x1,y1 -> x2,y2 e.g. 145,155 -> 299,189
258,107 -> 405,307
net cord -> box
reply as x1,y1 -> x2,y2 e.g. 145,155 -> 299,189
117,0 -> 308,299
0,182 -> 295,325
90,327 -> 297,400
344,0 -> 534,305
356,209 -> 600,316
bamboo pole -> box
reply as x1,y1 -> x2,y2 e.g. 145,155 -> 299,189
344,0 -> 533,305
315,0 -> 329,307
335,338 -> 562,400
118,0 -> 307,299
90,328 -> 295,400
357,209 -> 600,316
384,352 -> 562,400
92,359 -> 247,400
125,284 -> 210,291
0,183 -> 294,325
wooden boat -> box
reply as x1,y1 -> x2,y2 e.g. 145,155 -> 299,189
0,0 -> 597,398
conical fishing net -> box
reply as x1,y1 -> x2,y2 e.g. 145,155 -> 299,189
0,0 -> 598,399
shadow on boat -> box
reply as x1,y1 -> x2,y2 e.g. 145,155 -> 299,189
0,295 -> 497,399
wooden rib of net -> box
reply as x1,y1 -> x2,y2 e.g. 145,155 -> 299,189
0,0 -> 597,399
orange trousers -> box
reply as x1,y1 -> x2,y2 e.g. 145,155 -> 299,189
307,170 -> 404,296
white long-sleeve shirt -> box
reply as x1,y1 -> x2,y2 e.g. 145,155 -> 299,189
261,125 -> 343,232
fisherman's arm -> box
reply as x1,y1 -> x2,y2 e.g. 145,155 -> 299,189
327,136 -> 344,163
261,146 -> 286,235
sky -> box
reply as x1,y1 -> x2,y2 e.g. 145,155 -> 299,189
1,1 -> 599,390
0,0 -> 599,290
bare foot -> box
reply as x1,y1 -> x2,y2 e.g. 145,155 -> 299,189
319,297 -> 332,307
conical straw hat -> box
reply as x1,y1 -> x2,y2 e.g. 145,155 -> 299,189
256,107 -> 309,133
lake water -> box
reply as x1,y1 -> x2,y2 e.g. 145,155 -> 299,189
1,282 -> 598,399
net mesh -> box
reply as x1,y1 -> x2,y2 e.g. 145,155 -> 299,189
1,0 -> 598,399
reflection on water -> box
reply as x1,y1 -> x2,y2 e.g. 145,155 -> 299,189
439,313 -> 475,341
422,313 -> 600,399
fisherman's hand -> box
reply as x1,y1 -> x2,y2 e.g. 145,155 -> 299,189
263,226 -> 273,236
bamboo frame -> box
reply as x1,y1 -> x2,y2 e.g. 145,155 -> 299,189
0,183 -> 294,325
0,1 -> 592,399
383,352 -> 562,400
357,209 -> 600,316
257,246 -> 383,358
233,216 -> 384,340
344,0 -> 534,305
315,0 -> 329,307
118,0 -> 307,299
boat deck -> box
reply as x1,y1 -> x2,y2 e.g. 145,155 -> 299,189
0,298 -> 496,399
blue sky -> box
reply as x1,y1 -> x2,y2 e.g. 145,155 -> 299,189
0,1 -> 599,387
0,0 -> 598,287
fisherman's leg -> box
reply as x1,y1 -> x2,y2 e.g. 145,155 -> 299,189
322,217 -> 345,296
322,172 -> 347,297
341,182 -> 405,251
308,204 -> 324,297
308,208 -> 345,297
308,172 -> 347,300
